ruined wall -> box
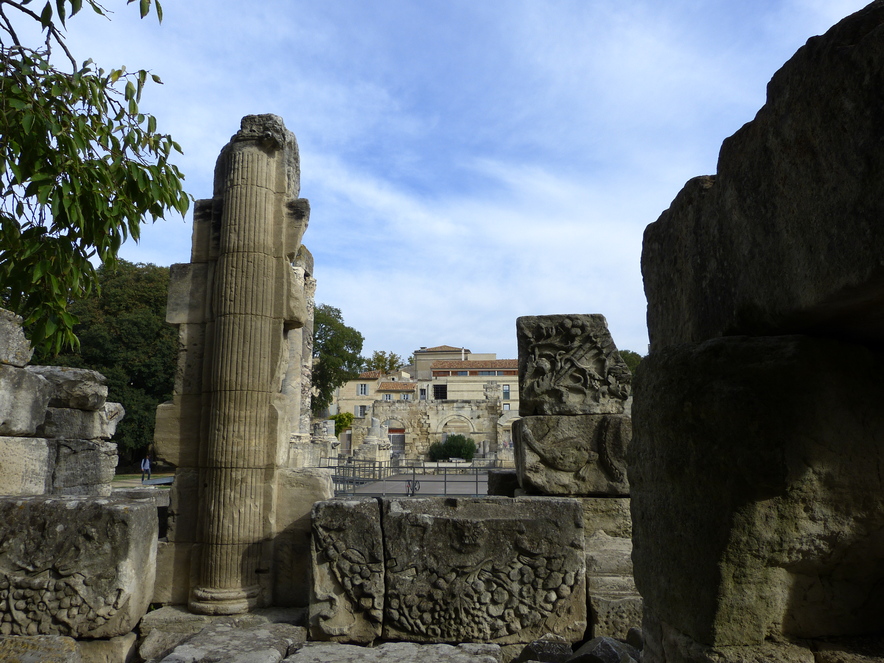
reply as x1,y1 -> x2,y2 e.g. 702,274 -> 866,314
634,4 -> 884,661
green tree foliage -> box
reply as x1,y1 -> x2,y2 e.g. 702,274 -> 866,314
33,260 -> 176,466
329,411 -> 353,437
363,349 -> 405,374
427,434 -> 477,462
312,304 -> 364,416
619,349 -> 644,375
0,0 -> 189,354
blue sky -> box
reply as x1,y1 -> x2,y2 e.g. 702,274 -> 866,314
60,0 -> 869,360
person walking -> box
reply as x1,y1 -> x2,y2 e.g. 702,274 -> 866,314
141,454 -> 152,483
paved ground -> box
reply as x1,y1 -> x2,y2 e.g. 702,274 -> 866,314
350,471 -> 489,497
112,473 -> 174,488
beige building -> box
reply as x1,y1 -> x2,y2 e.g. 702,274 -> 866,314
333,345 -> 519,461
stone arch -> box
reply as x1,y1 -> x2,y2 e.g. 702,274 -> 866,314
439,415 -> 474,435
384,418 -> 407,456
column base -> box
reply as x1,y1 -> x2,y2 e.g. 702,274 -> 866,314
189,585 -> 260,615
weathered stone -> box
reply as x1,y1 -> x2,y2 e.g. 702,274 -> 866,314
309,499 -> 383,644
578,498 -> 632,539
0,436 -> 52,495
285,642 -> 501,663
0,364 -> 51,436
585,532 -> 641,639
25,366 -> 107,411
0,635 -> 82,662
0,496 -> 157,638
152,541 -> 193,605
76,632 -> 137,663
586,531 -> 632,576
511,633 -> 572,663
274,468 -> 334,608
36,402 -> 124,441
111,486 -> 170,508
571,636 -> 640,663
153,396 -> 202,468
165,262 -> 209,325
630,335 -> 884,647
51,439 -> 117,496
813,635 -> 884,663
381,497 -> 586,645
158,622 -> 304,663
513,415 -> 630,496
516,315 -> 630,416
0,308 -> 34,367
166,468 -> 199,543
642,3 -> 884,351
589,592 -> 642,642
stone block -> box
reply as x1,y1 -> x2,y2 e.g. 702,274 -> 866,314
0,436 -> 52,495
153,396 -> 202,468
0,308 -> 33,367
166,262 -> 208,325
76,632 -> 137,663
586,531 -> 633,576
51,439 -> 117,496
578,497 -> 632,539
25,366 -> 107,411
158,622 -> 304,663
189,198 -> 215,263
589,593 -> 642,641
0,496 -> 157,639
0,364 -> 51,436
0,635 -> 82,662
173,324 -> 205,396
286,642 -> 501,663
273,468 -> 334,608
111,486 -> 171,508
381,496 -> 586,645
153,541 -> 193,605
166,468 -> 199,542
642,3 -> 884,351
36,403 -> 124,441
513,415 -> 630,496
309,498 -> 384,644
516,315 -> 631,416
630,335 -> 884,646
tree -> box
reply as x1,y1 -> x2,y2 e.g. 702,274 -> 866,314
0,0 -> 189,354
33,260 -> 176,466
312,304 -> 364,416
428,434 -> 477,462
363,349 -> 405,374
329,411 -> 353,437
619,349 -> 644,375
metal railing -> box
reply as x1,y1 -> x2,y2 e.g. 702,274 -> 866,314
318,457 -> 499,497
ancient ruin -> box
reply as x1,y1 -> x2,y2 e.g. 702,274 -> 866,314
634,3 -> 884,661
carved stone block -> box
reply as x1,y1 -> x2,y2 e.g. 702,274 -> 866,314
382,497 -> 586,645
51,439 -> 117,496
513,414 -> 630,496
36,402 -> 124,441
0,436 -> 52,495
516,315 -> 631,416
310,498 -> 384,644
0,364 -> 51,436
0,496 -> 157,638
0,308 -> 33,368
25,366 -> 108,411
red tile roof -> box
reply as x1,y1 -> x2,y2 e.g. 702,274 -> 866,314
431,359 -> 517,369
377,382 -> 417,391
358,370 -> 382,379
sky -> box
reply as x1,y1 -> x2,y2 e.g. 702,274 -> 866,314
51,0 -> 871,361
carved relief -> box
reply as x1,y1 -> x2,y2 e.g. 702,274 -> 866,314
517,315 -> 631,416
382,497 -> 586,645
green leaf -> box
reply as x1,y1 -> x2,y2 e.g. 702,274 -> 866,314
40,2 -> 53,27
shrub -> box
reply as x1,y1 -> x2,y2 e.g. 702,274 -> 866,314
428,434 -> 477,461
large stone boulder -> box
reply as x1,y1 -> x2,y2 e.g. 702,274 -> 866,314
642,1 -> 884,351
630,335 -> 884,647
0,496 -> 157,639
381,497 -> 586,645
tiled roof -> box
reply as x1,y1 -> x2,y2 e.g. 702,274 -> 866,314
377,382 -> 417,391
358,370 -> 382,379
419,345 -> 470,353
431,359 -> 517,369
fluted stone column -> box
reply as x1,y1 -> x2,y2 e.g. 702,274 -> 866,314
189,115 -> 308,615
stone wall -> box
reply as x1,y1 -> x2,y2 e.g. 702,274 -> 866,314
634,4 -> 884,661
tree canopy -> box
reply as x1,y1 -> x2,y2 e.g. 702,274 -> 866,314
34,260 -> 176,466
363,349 -> 405,375
0,0 -> 188,354
311,304 -> 364,416
619,349 -> 644,375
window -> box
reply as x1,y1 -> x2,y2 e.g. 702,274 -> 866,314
419,389 -> 427,401
401,393 -> 411,401
478,371 -> 494,376
433,384 -> 448,400
503,403 -> 510,411
383,394 -> 392,401
358,383 -> 368,396
355,405 -> 368,417
456,371 -> 468,376
502,384 -> 510,400
388,429 -> 406,455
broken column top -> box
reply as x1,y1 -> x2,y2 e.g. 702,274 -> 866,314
517,315 -> 631,416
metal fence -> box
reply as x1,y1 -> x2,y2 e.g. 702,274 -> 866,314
317,457 -> 501,497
